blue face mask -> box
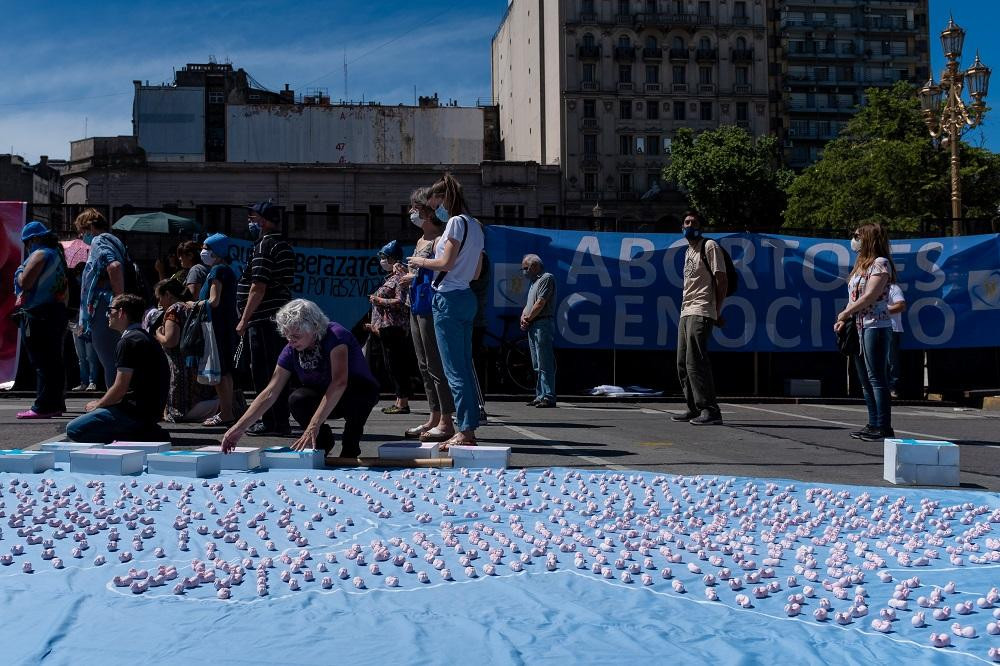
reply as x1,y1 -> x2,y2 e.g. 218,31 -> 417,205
248,221 -> 261,240
682,226 -> 702,240
435,204 -> 450,224
82,232 -> 95,244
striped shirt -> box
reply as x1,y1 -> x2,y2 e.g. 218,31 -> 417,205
236,234 -> 295,324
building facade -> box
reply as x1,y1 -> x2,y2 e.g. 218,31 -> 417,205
493,0 -> 771,222
771,0 -> 930,168
0,154 -> 66,225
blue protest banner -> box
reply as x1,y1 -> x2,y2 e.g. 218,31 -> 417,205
483,226 -> 1000,351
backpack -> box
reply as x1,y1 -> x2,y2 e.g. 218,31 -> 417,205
410,267 -> 435,316
699,239 -> 739,297
104,233 -> 149,301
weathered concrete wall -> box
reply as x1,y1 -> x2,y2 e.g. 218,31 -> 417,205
135,87 -> 206,162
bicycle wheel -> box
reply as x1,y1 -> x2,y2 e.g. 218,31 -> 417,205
503,339 -> 535,393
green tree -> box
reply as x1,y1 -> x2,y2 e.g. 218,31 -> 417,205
784,81 -> 1000,232
663,125 -> 793,228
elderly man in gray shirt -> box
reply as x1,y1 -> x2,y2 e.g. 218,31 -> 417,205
519,254 -> 557,407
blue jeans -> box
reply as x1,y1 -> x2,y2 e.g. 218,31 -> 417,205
74,332 -> 100,385
66,405 -> 162,444
853,326 -> 892,430
432,289 -> 479,432
90,299 -> 121,388
528,318 -> 556,402
887,331 -> 902,393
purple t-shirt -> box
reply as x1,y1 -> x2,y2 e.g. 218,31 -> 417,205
276,322 -> 378,391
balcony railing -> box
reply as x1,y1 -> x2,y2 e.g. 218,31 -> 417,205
669,48 -> 690,61
864,17 -> 915,31
614,46 -> 636,61
672,83 -> 688,93
644,83 -> 661,93
581,118 -> 599,129
642,47 -> 662,61
617,82 -> 634,92
578,45 -> 602,59
579,12 -> 598,23
731,49 -> 754,62
733,84 -> 751,94
699,84 -> 716,94
735,120 -> 751,130
695,48 -> 718,61
581,81 -> 600,91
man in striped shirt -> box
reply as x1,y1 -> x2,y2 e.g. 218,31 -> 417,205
237,200 -> 296,436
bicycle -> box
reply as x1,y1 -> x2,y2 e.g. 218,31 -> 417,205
479,314 -> 535,394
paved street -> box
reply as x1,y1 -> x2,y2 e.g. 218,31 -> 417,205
2,395 -> 998,491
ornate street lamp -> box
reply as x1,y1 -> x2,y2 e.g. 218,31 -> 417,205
919,16 -> 991,236
592,201 -> 603,231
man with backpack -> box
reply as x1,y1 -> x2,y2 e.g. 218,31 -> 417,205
671,210 -> 731,426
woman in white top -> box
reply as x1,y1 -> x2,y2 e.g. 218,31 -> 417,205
408,173 -> 484,449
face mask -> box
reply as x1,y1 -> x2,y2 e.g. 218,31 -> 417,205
850,238 -> 861,253
248,221 -> 261,239
682,226 -> 702,240
410,211 -> 424,228
379,258 -> 392,273
82,232 -> 95,244
200,249 -> 216,265
435,204 -> 450,224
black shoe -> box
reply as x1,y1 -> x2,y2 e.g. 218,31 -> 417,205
246,421 -> 291,437
858,427 -> 892,442
535,399 -> 556,408
526,399 -> 541,406
479,408 -> 488,423
690,410 -> 722,426
671,411 -> 699,422
850,425 -> 877,440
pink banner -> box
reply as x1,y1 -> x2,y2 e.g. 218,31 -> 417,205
0,202 -> 26,384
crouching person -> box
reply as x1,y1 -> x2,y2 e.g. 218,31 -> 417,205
221,299 -> 379,458
66,294 -> 170,443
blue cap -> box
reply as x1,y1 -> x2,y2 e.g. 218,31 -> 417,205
204,233 -> 231,258
378,240 -> 403,261
21,220 -> 50,243
248,199 -> 280,223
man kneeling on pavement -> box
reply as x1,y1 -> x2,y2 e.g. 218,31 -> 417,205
66,294 -> 170,443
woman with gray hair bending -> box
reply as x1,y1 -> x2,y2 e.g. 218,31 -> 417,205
221,299 -> 379,458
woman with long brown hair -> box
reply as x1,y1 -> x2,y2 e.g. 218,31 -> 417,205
408,173 -> 484,449
834,222 -> 897,441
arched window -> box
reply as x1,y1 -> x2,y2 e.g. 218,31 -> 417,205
736,36 -> 747,50
583,33 -> 596,47
699,36 -> 712,50
645,36 -> 658,50
618,35 -> 632,48
673,36 -> 685,50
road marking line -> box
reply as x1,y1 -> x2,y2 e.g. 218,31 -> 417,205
490,416 -> 626,470
722,403 -> 956,441
808,404 -> 981,420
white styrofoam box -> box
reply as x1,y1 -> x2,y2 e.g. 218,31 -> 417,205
70,448 -> 145,476
108,441 -> 171,457
261,447 -> 326,469
448,445 -> 511,469
379,442 -> 440,460
884,438 -> 959,486
41,441 -> 105,463
0,449 -> 56,473
785,379 -> 821,397
196,446 -> 262,471
147,451 -> 222,478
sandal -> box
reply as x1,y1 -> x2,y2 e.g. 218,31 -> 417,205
404,424 -> 433,439
202,414 -> 236,427
382,405 -> 411,415
419,427 -> 455,443
439,433 -> 476,452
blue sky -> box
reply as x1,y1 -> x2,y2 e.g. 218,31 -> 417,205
0,0 -> 997,162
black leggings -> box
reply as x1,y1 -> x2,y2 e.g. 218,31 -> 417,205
377,326 -> 414,399
287,383 -> 379,457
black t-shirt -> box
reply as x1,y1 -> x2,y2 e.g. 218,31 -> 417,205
236,234 -> 295,324
115,326 -> 169,423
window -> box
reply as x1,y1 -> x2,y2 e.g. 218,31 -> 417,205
583,63 -> 596,82
583,99 -> 596,118
293,204 -> 307,232
645,64 -> 659,83
618,0 -> 630,15
673,36 -> 685,50
647,134 -> 661,155
736,37 -> 747,50
618,35 -> 632,48
734,1 -> 747,18
698,1 -> 710,18
699,37 -> 711,51
619,64 -> 632,83
645,36 -> 658,49
620,172 -> 633,193
620,134 -> 633,155
584,172 -> 598,192
325,204 -> 340,231
736,102 -> 749,121
672,65 -> 686,83
699,67 -> 712,84
647,100 -> 659,119
645,0 -> 656,12
207,91 -> 225,104
583,33 -> 596,47
635,137 -> 646,154
583,134 -> 597,155
700,101 -> 712,120
583,0 -> 595,13
735,67 -> 749,85
674,102 -> 686,120
620,100 -> 632,119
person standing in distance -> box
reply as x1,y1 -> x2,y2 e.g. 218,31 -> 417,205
520,254 -> 557,408
671,211 -> 726,426
236,200 -> 295,436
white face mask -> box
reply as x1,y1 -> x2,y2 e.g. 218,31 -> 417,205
850,238 -> 861,253
200,249 -> 216,265
410,211 -> 423,228
379,258 -> 392,273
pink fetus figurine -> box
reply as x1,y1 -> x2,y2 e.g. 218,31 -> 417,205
929,633 -> 951,648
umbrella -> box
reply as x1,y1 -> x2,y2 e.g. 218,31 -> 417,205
112,212 -> 199,235
60,239 -> 90,267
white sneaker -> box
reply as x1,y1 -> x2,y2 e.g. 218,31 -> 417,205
86,383 -> 98,391
71,384 -> 87,391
